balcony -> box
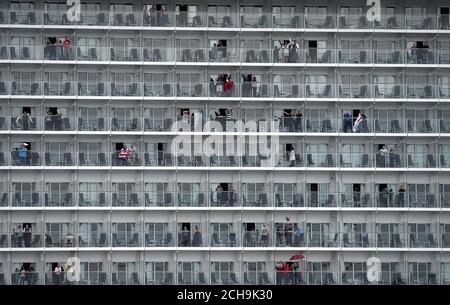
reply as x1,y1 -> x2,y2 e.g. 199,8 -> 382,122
2,44 -> 450,66
1,80 -> 449,99
0,8 -> 448,30
3,222 -> 448,250
3,113 -> 450,135
1,149 -> 449,171
177,230 -> 204,247
1,190 -> 449,209
3,269 -> 448,285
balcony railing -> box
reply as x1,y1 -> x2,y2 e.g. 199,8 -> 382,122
2,45 -> 450,65
3,115 -> 450,135
1,229 -> 448,249
3,270 -> 448,285
1,191 -> 450,208
1,81 -> 449,99
2,150 -> 449,170
1,9 -> 450,30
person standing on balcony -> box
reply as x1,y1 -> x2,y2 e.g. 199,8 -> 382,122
281,41 -> 289,63
342,112 -> 352,132
16,111 -> 33,130
273,45 -> 280,63
225,107 -> 233,118
209,77 -> 216,97
408,42 -> 417,64
261,223 -> 270,246
215,74 -> 224,97
379,145 -> 388,157
193,225 -> 202,246
287,38 -> 299,63
251,76 -> 259,97
215,184 -> 223,205
18,142 -> 28,166
56,38 -> 64,60
294,224 -> 302,246
210,43 -> 218,61
55,109 -> 63,130
289,147 -> 296,167
48,37 -> 57,59
353,113 -> 368,133
19,266 -> 26,285
224,76 -> 234,97
23,224 -> 32,247
285,217 -> 293,246
118,145 -> 131,166
63,36 -> 72,60
54,264 -> 62,285
15,225 -> 23,247
200,110 -> 206,131
293,110 -> 302,132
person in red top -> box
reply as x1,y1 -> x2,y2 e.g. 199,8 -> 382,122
63,36 -> 72,60
63,36 -> 72,48
283,263 -> 293,285
224,76 -> 234,96
118,145 -> 131,166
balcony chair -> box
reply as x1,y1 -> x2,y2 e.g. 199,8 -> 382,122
110,48 -> 116,61
326,154 -> 334,167
0,193 -> 7,207
424,86 -> 433,98
208,16 -> 218,27
357,50 -> 367,63
143,49 -> 150,61
195,49 -> 205,62
421,17 -> 432,29
358,16 -> 368,28
153,49 -> 162,61
126,13 -> 136,26
339,16 -> 350,28
163,193 -> 172,207
427,154 -> 436,168
307,154 -> 315,166
112,233 -> 125,247
0,152 -> 5,166
327,233 -> 338,247
98,153 -> 107,166
343,233 -> 351,247
128,118 -> 139,130
319,15 -> 332,28
130,48 -> 139,61
162,233 -> 172,246
319,85 -> 331,97
10,11 -> 18,24
210,273 -> 219,284
427,234 -> 436,247
128,83 -> 138,95
22,47 -> 30,60
63,153 -> 73,166
30,83 -> 39,95
0,82 -> 6,95
96,83 -> 104,96
27,12 -> 36,24
409,233 -> 418,247
98,233 -> 107,247
319,50 -> 331,63
114,13 -> 124,26
387,17 -> 399,28
246,50 -> 257,63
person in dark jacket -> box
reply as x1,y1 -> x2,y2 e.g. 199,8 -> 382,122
342,112 -> 352,132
